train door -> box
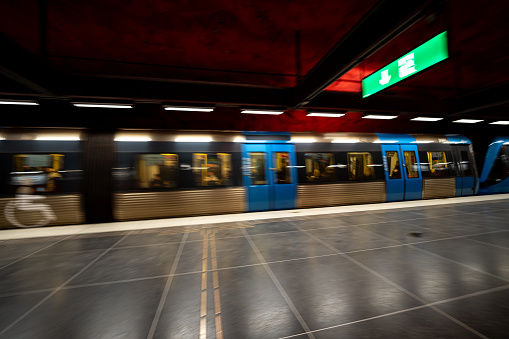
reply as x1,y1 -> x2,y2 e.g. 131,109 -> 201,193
242,143 -> 297,212
381,144 -> 422,201
451,145 -> 477,196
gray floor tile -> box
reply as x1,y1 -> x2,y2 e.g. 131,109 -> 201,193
412,238 -> 509,281
246,221 -> 299,235
268,255 -> 422,331
249,231 -> 336,262
313,307 -> 481,339
0,291 -> 50,331
0,279 -> 167,339
217,265 -> 308,339
466,231 -> 509,249
0,251 -> 102,294
0,237 -> 63,261
348,246 -> 507,303
435,288 -> 509,339
69,243 -> 181,285
305,226 -> 400,252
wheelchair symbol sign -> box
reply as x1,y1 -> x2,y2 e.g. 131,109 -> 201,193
4,186 -> 56,228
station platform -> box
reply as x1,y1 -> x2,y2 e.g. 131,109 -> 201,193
1,194 -> 508,338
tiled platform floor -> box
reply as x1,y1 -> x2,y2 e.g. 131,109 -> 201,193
1,196 -> 508,338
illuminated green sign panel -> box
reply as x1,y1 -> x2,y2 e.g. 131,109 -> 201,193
362,31 -> 448,98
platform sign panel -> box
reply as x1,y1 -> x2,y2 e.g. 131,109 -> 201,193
362,31 -> 448,98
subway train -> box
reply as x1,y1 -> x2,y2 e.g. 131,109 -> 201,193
479,137 -> 509,194
0,127 -> 496,229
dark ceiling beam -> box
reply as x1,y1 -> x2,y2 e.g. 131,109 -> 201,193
291,0 -> 433,108
308,90 -> 449,114
0,33 -> 58,96
60,75 -> 292,107
448,81 -> 509,117
58,75 -> 449,114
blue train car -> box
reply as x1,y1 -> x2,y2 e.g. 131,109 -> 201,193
0,128 -> 480,227
479,137 -> 509,194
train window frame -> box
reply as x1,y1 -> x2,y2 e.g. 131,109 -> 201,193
9,154 -> 65,193
192,152 -> 234,187
487,145 -> 509,182
249,152 -> 267,185
304,153 -> 337,183
426,151 -> 452,177
135,153 -> 179,189
347,152 -> 376,181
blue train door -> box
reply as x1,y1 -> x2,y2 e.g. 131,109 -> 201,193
242,143 -> 297,212
381,144 -> 422,201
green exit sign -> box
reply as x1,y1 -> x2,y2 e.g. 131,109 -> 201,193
362,31 -> 448,98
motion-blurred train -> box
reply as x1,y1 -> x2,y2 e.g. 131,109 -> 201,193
0,128 -> 506,229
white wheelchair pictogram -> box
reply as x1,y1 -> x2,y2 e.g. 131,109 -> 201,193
4,186 -> 57,228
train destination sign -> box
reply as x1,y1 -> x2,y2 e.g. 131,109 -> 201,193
362,31 -> 448,98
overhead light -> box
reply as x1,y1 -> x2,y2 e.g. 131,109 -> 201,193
291,137 -> 316,143
489,121 -> 509,125
307,112 -> 345,117
453,119 -> 483,124
411,117 -> 443,122
114,137 -> 151,142
233,136 -> 246,142
331,138 -> 360,143
412,140 -> 434,144
363,115 -> 398,120
0,100 -> 39,105
241,109 -> 285,115
36,136 -> 80,141
164,106 -> 214,112
175,136 -> 213,142
73,103 -> 132,109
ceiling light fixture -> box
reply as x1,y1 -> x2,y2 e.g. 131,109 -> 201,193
36,136 -> 81,141
452,119 -> 483,124
291,137 -> 316,143
489,121 -> 509,125
114,137 -> 152,142
175,136 -> 213,142
241,110 -> 285,115
411,117 -> 443,122
306,112 -> 345,117
73,103 -> 132,109
0,100 -> 39,105
164,106 -> 214,112
363,115 -> 398,120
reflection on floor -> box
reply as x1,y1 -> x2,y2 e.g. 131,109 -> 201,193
1,195 -> 509,338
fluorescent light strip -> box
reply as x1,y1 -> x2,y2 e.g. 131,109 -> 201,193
0,100 -> 39,105
307,112 -> 345,117
73,103 -> 132,109
291,138 -> 316,143
175,136 -> 213,142
363,115 -> 398,120
36,136 -> 80,141
114,137 -> 151,142
489,121 -> 509,125
411,117 -> 443,122
453,119 -> 483,124
233,136 -> 246,142
331,139 -> 360,143
164,107 -> 214,112
241,110 -> 285,115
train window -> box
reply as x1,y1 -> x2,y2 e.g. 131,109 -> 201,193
348,152 -> 376,180
10,154 -> 64,193
193,153 -> 233,186
136,154 -> 178,188
427,151 -> 451,177
385,151 -> 401,179
304,153 -> 336,182
460,151 -> 473,176
404,151 -> 419,178
249,152 -> 267,185
487,145 -> 509,182
275,152 -> 291,184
